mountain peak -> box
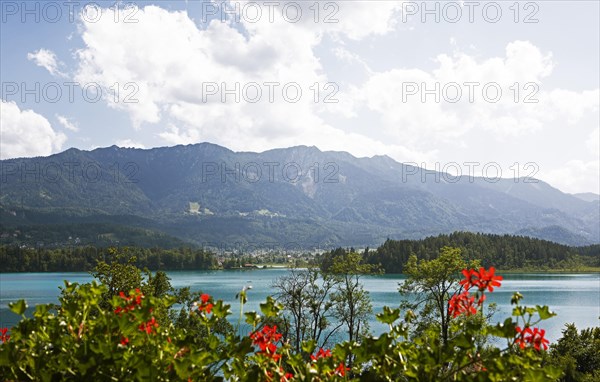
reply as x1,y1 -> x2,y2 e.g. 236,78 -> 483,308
1,142 -> 598,246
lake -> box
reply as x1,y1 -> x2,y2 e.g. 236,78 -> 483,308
1,270 -> 598,342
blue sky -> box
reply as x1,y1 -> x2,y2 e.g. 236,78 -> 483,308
1,0 -> 599,193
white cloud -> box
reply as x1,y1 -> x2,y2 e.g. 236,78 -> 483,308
116,139 -> 146,149
73,4 -> 413,156
543,160 -> 600,195
27,49 -> 66,77
542,89 -> 600,125
587,128 -> 599,157
0,100 -> 67,159
56,115 -> 79,132
346,40 -> 597,145
68,5 -> 599,193
313,1 -> 403,40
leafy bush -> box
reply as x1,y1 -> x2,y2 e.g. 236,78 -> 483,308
0,265 -> 565,381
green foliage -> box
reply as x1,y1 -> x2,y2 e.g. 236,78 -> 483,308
365,232 -> 600,273
91,248 -> 144,308
0,244 -> 219,272
399,247 -> 479,349
546,324 -> 600,381
0,221 -> 191,249
323,250 -> 381,349
0,275 -> 566,381
0,247 -> 593,381
272,268 -> 340,352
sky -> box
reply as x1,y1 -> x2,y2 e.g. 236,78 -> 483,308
1,0 -> 599,194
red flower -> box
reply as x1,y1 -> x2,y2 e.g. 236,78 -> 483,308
477,267 -> 503,292
448,291 -> 479,318
459,267 -> 503,293
335,362 -> 349,377
197,294 -> 214,314
119,336 -> 129,346
250,325 -> 282,361
281,372 -> 294,381
311,347 -> 332,361
138,317 -> 159,334
0,328 -> 10,343
115,289 -> 144,315
530,328 -> 549,351
459,268 -> 479,291
515,326 -> 532,349
515,326 -> 549,351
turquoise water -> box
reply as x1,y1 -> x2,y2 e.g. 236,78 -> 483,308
1,270 -> 598,342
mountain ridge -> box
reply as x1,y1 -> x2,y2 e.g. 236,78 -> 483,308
1,143 -> 598,247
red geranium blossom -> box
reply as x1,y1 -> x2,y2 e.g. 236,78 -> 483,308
458,267 -> 503,293
197,293 -> 214,314
448,291 -> 479,318
477,267 -> 503,292
139,317 -> 159,334
530,327 -> 549,351
119,336 -> 129,346
0,328 -> 9,342
515,326 -> 532,349
114,289 -> 144,315
516,326 -> 549,351
335,362 -> 349,377
459,268 -> 479,290
250,325 -> 282,361
310,348 -> 332,361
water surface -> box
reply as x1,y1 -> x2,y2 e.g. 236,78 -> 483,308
1,270 -> 598,342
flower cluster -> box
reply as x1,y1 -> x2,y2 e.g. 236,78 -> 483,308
266,368 -> 294,382
310,348 -> 332,361
250,325 -> 283,362
459,267 -> 503,292
196,293 -> 213,314
0,328 -> 9,343
448,291 -> 478,318
309,347 -> 348,377
114,289 -> 144,315
139,317 -> 159,335
450,266 -> 503,318
454,267 -> 550,352
515,326 -> 549,351
335,362 -> 349,377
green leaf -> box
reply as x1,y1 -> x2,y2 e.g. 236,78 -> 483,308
512,306 -> 525,317
259,296 -> 282,318
511,292 -> 523,305
212,300 -> 231,319
244,311 -> 261,326
453,333 -> 474,350
302,340 -> 316,354
9,299 -> 27,315
376,306 -> 400,325
535,305 -> 556,320
488,318 -> 517,338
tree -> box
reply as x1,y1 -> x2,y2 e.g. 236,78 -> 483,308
547,324 -> 600,381
91,248 -> 143,309
399,247 -> 480,352
0,260 -> 565,381
272,267 -> 341,353
327,251 -> 379,346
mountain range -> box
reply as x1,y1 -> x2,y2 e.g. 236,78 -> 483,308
1,143 -> 598,248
